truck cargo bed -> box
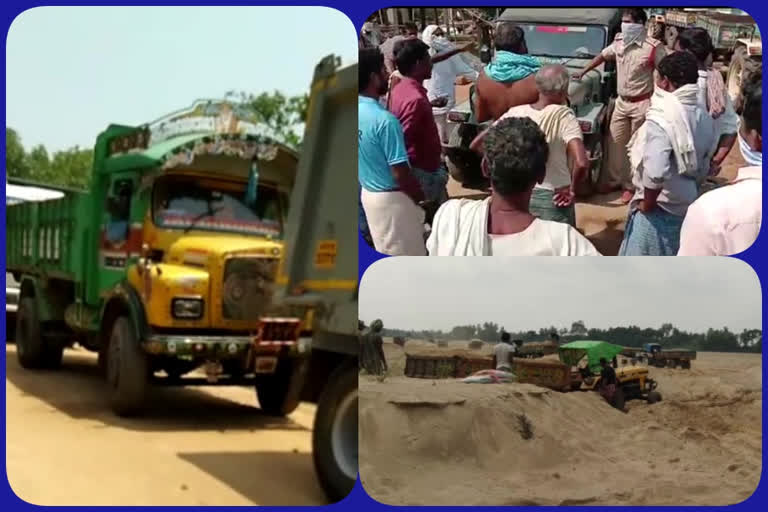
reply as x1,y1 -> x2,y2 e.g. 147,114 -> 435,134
6,192 -> 89,281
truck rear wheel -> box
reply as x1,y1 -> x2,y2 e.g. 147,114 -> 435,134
313,362 -> 357,503
255,359 -> 303,416
16,297 -> 63,369
107,317 -> 149,416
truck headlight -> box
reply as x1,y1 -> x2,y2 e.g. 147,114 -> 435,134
172,298 -> 203,319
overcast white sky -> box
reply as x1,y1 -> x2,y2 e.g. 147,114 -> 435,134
359,258 -> 762,333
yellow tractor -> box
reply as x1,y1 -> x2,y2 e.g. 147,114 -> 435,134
560,341 -> 662,410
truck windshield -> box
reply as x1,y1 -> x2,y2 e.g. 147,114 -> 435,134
519,24 -> 606,58
152,176 -> 286,238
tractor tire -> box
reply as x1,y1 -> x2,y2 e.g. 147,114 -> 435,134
106,316 -> 150,417
647,391 -> 662,404
255,359 -> 305,416
313,362 -> 358,503
682,360 -> 691,370
16,297 -> 63,369
612,387 -> 626,411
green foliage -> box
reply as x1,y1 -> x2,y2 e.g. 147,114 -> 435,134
224,90 -> 309,151
6,127 -> 92,188
381,322 -> 761,353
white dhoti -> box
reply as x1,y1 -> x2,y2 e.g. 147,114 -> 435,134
361,188 -> 426,256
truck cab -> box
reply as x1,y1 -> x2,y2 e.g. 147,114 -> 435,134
7,100 -> 313,417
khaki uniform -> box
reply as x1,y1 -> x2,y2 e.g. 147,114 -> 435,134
602,34 -> 666,189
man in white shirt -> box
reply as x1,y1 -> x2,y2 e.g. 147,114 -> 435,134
427,117 -> 600,256
675,28 -> 738,176
495,65 -> 589,226
678,72 -> 762,256
422,25 -> 479,144
494,333 -> 516,371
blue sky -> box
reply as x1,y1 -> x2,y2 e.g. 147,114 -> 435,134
6,6 -> 357,152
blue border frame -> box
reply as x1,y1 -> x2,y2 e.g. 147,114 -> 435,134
2,1 -> 765,510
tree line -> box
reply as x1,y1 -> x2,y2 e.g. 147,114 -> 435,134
379,321 -> 762,353
6,91 -> 308,189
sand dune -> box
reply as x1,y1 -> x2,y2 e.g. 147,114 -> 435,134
360,342 -> 761,506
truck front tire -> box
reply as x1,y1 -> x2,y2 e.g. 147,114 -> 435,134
16,297 -> 63,369
107,316 -> 149,416
312,363 -> 358,503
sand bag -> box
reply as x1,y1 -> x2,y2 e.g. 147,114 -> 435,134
462,369 -> 516,384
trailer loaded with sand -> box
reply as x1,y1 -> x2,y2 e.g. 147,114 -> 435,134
402,340 -> 661,409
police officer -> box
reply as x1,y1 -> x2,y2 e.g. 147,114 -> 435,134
575,8 -> 665,203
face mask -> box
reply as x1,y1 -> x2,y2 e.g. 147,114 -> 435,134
738,131 -> 762,167
621,22 -> 645,45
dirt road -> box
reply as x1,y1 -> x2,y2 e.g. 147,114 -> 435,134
360,340 -> 762,506
5,344 -> 325,506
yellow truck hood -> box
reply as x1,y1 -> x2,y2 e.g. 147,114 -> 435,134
166,235 -> 283,266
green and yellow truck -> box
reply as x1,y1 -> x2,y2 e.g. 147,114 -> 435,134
7,90 -> 314,418
7,53 -> 357,502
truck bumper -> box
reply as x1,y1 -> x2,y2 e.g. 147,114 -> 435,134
142,334 -> 312,358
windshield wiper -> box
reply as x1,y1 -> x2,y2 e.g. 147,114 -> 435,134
183,205 -> 224,233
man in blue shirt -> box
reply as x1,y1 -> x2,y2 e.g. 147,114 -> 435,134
359,48 -> 426,255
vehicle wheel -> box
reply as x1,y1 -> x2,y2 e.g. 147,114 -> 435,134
106,316 -> 150,416
255,359 -> 305,416
313,362 -> 357,503
647,391 -> 662,404
612,387 -> 625,411
16,297 -> 62,369
682,360 -> 691,370
727,46 -> 748,111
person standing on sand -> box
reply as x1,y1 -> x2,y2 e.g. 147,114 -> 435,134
598,357 -> 618,405
494,332 -> 516,372
426,117 -> 600,256
575,8 -> 665,203
360,319 -> 388,375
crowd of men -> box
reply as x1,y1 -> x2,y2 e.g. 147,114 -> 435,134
358,8 -> 761,256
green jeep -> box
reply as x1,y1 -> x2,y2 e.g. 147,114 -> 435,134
444,8 -> 621,196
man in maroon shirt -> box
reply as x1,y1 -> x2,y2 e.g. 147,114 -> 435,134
389,38 -> 448,210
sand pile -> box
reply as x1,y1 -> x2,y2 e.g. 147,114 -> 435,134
360,351 -> 761,506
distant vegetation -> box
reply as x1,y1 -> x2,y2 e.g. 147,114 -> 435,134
378,321 -> 761,354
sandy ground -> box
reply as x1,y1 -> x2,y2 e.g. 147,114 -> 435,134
5,344 -> 326,506
447,84 -> 747,255
360,340 -> 762,506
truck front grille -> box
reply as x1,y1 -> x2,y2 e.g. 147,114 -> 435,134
222,257 -> 278,321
